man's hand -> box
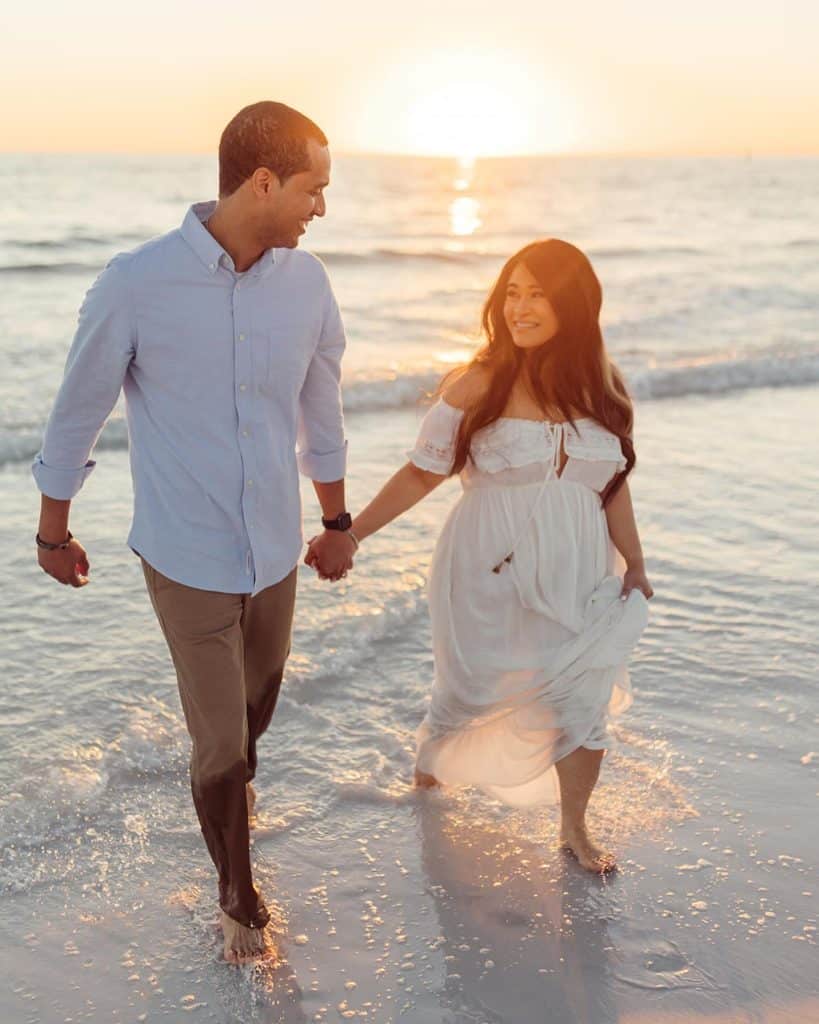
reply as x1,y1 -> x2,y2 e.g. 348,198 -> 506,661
38,536 -> 91,587
304,530 -> 355,582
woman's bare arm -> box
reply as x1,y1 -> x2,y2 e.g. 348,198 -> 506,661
351,462 -> 446,542
304,462 -> 446,579
604,479 -> 654,598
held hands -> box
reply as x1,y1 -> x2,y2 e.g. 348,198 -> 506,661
37,536 -> 91,588
304,530 -> 356,582
621,563 -> 654,600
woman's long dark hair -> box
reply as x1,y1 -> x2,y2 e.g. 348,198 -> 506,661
443,239 -> 634,506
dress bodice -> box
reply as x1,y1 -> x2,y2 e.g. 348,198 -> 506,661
408,398 -> 627,494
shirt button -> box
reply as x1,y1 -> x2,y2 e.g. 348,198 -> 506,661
242,429 -> 249,437
247,479 -> 254,487
239,383 -> 247,392
238,333 -> 245,341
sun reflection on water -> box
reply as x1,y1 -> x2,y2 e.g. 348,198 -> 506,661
449,195 -> 482,237
454,154 -> 475,191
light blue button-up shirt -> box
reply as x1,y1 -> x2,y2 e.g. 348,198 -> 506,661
33,201 -> 347,595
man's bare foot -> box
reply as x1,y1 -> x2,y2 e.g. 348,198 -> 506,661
559,824 -> 617,873
246,782 -> 257,826
414,767 -> 440,789
221,910 -> 266,964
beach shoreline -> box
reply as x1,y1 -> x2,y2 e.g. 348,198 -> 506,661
2,385 -> 817,1023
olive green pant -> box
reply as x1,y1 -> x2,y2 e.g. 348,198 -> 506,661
142,559 -> 297,929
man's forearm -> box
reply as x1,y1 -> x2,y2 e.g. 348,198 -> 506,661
39,496 -> 72,543
312,479 -> 347,520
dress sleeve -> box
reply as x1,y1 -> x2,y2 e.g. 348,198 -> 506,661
407,399 -> 464,475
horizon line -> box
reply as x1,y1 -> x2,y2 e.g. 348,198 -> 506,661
1,146 -> 818,161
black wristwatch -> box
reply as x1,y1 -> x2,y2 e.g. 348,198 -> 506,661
321,512 -> 353,531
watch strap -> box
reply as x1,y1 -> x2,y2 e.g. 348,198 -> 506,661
321,512 -> 353,531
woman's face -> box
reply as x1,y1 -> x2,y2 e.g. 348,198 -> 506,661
503,262 -> 559,350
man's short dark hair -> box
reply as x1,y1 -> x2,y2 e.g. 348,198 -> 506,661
218,101 -> 328,197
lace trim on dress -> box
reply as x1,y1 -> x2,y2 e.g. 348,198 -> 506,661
418,439 -> 453,460
469,418 -> 625,474
407,399 -> 464,474
564,431 -> 626,470
408,400 -> 627,476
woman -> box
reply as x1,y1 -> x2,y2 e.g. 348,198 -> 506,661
309,239 -> 653,873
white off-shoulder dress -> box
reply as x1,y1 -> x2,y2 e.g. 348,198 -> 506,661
409,399 -> 649,807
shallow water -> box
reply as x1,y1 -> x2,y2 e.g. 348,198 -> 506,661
2,384 -> 817,1023
2,152 -> 818,1021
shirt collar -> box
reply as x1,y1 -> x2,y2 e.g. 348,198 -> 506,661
180,201 -> 277,277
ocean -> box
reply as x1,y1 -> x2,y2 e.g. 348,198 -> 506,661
1,153 -> 817,1023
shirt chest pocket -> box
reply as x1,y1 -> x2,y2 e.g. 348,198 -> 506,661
254,320 -> 317,398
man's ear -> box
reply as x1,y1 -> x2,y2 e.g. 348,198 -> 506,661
250,166 -> 282,197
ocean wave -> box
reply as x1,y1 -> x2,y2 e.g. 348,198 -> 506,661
287,587 -> 429,705
320,243 -> 705,266
588,244 -> 703,260
0,247 -> 490,276
628,351 -> 819,400
316,247 -> 494,266
5,232 -> 145,250
0,260 -> 99,275
0,698 -> 188,865
2,353 -> 817,468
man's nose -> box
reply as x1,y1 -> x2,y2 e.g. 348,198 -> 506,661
314,194 -> 326,218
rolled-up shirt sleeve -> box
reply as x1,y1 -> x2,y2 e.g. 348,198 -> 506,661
296,279 -> 347,481
32,256 -> 135,500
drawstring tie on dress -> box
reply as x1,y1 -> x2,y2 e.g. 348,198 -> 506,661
492,422 -> 566,573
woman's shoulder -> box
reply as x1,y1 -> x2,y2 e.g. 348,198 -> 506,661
439,364 -> 491,411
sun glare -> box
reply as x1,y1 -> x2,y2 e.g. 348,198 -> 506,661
391,52 -> 575,159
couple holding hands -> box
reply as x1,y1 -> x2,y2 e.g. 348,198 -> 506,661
34,101 -> 651,964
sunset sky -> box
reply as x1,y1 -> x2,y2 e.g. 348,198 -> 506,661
3,0 -> 818,157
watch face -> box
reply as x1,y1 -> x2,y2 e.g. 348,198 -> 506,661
324,512 -> 352,531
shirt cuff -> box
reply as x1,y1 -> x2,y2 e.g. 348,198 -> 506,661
296,441 -> 348,482
32,455 -> 96,499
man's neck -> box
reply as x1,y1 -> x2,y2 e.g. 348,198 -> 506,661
204,202 -> 265,274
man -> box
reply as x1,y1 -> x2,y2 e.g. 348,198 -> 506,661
33,101 -> 358,963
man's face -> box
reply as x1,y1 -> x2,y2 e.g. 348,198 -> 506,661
260,139 -> 330,248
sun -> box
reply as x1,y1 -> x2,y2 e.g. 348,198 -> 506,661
376,51 -> 576,159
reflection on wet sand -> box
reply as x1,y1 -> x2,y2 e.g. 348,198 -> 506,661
416,792 -> 618,1023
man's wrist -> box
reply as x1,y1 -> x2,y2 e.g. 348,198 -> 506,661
36,530 -> 73,551
321,511 -> 352,532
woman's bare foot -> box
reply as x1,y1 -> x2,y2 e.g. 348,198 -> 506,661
246,782 -> 257,826
559,824 -> 617,873
414,767 -> 440,789
221,911 -> 266,964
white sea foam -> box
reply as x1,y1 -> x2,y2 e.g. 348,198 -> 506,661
3,351 -> 817,468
